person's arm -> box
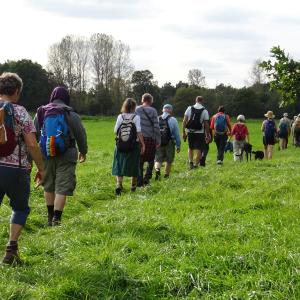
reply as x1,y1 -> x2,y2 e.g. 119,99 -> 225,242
137,132 -> 145,154
182,115 -> 188,141
153,110 -> 161,147
68,112 -> 88,162
261,121 -> 265,133
245,126 -> 250,143
226,115 -> 232,134
170,118 -> 181,152
204,120 -> 210,143
23,132 -> 44,184
210,115 -> 215,137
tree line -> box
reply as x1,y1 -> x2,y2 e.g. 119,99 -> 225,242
0,34 -> 298,118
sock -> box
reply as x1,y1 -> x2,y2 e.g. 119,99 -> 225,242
53,210 -> 63,221
47,205 -> 54,216
7,240 -> 18,249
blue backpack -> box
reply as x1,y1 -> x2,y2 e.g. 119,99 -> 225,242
214,113 -> 227,133
38,104 -> 72,158
264,119 -> 276,139
279,122 -> 288,136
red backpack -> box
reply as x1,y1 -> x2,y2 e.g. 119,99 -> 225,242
234,123 -> 246,141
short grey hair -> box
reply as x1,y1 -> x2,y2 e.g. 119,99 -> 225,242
142,93 -> 153,104
0,72 -> 23,96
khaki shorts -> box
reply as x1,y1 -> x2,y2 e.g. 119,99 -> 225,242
155,140 -> 175,163
43,154 -> 77,196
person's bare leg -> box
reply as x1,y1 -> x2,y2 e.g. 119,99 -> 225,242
188,149 -> 194,163
165,163 -> 172,176
54,194 -> 67,211
195,150 -> 201,165
264,146 -> 268,160
9,224 -> 22,241
155,162 -> 162,171
45,192 -> 55,205
268,145 -> 273,159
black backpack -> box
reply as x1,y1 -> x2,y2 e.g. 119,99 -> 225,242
159,115 -> 171,146
186,107 -> 205,130
116,114 -> 137,152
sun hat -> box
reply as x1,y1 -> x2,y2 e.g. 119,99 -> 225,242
237,114 -> 245,122
264,111 -> 275,119
163,104 -> 173,111
283,112 -> 288,117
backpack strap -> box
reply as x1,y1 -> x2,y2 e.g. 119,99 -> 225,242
142,108 -> 154,126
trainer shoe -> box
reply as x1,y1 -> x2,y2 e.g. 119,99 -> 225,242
217,160 -> 223,165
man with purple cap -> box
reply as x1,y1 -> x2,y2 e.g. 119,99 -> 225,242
154,104 -> 181,180
35,86 -> 88,226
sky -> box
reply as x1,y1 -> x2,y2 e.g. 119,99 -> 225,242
1,0 -> 300,87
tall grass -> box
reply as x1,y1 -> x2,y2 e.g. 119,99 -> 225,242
0,118 -> 299,299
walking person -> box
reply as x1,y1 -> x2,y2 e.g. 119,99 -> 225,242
136,93 -> 161,186
261,111 -> 277,159
113,98 -> 145,195
230,115 -> 250,161
0,72 -> 44,265
154,104 -> 181,180
292,114 -> 300,147
278,113 -> 291,150
210,106 -> 232,165
35,86 -> 88,226
182,96 -> 210,169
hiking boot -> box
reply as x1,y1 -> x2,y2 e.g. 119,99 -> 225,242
189,162 -> 194,170
143,177 -> 150,185
155,170 -> 161,181
164,174 -> 169,179
217,160 -> 223,165
2,244 -> 22,265
52,217 -> 61,226
130,186 -> 137,192
48,215 -> 53,227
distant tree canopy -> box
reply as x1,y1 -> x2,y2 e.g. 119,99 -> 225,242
0,59 -> 56,110
261,46 -> 300,107
0,41 -> 297,118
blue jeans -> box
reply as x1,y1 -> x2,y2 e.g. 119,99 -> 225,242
0,165 -> 30,225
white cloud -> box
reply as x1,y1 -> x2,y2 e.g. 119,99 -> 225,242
1,0 -> 300,88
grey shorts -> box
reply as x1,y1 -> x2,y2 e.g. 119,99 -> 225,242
43,154 -> 77,196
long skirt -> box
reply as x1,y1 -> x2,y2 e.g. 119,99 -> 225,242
112,143 -> 140,177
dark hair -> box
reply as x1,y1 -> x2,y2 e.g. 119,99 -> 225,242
218,106 -> 225,113
0,72 -> 23,96
121,98 -> 137,113
142,93 -> 153,104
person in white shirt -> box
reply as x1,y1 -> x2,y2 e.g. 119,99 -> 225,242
182,96 -> 211,169
112,98 -> 145,195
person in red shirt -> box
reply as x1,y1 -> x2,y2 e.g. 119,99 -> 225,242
210,106 -> 232,165
230,114 -> 250,161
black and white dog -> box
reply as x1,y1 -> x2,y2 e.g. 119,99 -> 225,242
224,141 -> 233,153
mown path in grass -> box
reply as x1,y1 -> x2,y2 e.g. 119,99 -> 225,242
0,118 -> 300,299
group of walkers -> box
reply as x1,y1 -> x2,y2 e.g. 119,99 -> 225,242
112,94 -> 299,194
0,72 -> 87,265
0,71 -> 298,266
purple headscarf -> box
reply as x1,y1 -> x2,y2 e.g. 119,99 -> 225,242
50,86 -> 70,106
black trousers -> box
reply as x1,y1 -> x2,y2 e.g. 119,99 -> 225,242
214,134 -> 228,161
137,160 -> 154,186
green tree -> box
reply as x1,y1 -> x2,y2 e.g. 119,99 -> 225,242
260,46 -> 300,106
0,59 -> 56,110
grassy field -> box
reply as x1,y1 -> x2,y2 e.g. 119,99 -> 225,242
0,117 -> 300,299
